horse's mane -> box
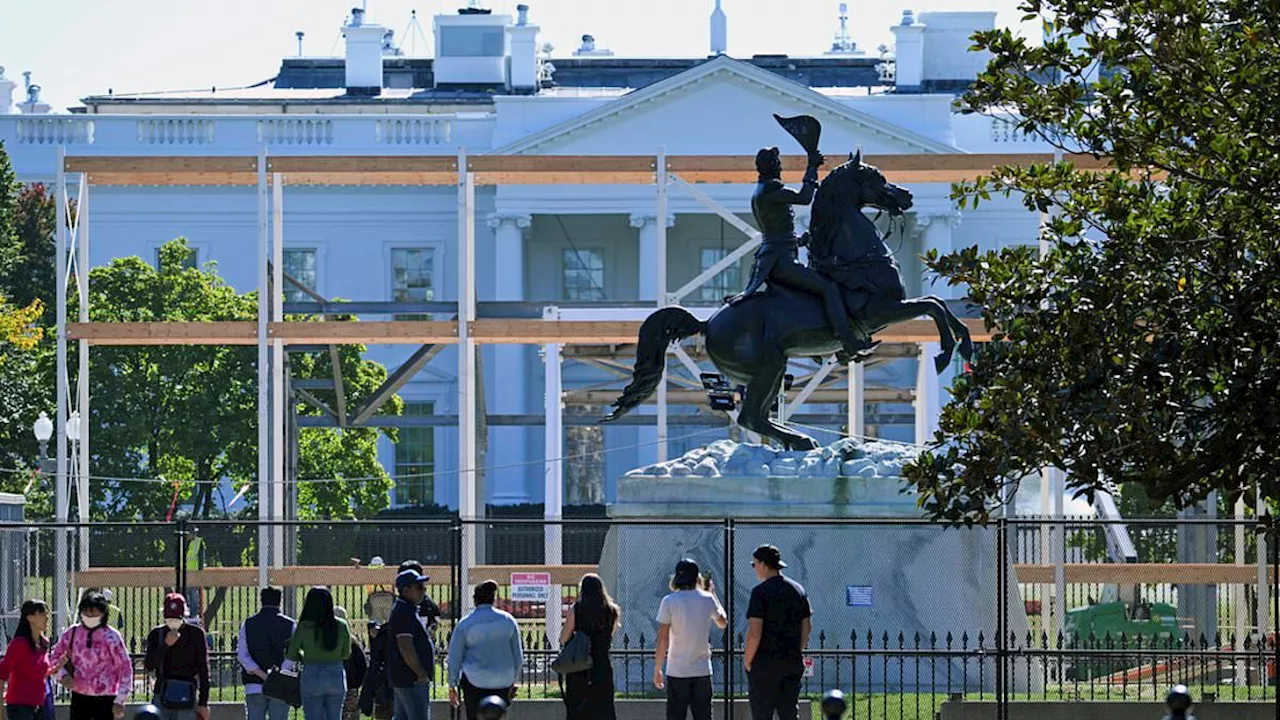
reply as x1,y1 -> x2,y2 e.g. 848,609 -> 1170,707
810,157 -> 868,257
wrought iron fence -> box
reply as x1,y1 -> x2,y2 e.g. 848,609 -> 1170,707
1,516 -> 1274,717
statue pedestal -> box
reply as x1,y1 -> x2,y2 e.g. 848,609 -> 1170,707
597,439 -> 1037,693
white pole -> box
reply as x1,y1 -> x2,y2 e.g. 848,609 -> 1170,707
544,341 -> 564,647
1234,495 -> 1246,683
54,146 -> 69,630
256,148 -> 269,588
1052,467 -> 1066,636
913,345 -> 938,445
271,173 -> 286,570
457,149 -> 479,587
655,148 -> 669,462
847,361 -> 865,438
1257,487 -> 1269,635
76,178 -> 90,572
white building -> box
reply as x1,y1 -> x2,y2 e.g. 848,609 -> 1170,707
0,5 -> 1050,511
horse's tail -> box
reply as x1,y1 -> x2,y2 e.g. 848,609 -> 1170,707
602,307 -> 706,422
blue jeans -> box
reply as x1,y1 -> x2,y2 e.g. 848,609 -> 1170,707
392,683 -> 432,720
301,662 -> 347,720
245,692 -> 292,720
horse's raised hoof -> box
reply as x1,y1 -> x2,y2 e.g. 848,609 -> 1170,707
934,352 -> 951,374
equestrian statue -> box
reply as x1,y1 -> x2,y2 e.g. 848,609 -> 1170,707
603,114 -> 974,451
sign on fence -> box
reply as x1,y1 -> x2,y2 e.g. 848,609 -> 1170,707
510,572 -> 552,602
803,657 -> 815,678
846,585 -> 873,607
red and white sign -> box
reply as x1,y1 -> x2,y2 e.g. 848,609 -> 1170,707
510,572 -> 552,601
803,657 -> 815,678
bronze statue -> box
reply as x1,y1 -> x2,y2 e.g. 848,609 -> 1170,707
604,115 -> 973,450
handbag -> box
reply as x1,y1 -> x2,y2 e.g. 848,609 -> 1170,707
263,667 -> 302,708
550,631 -> 594,675
158,678 -> 197,710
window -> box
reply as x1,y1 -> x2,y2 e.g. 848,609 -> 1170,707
565,406 -> 604,504
154,247 -> 198,271
439,26 -> 505,57
698,248 -> 741,303
394,402 -> 435,506
562,249 -> 605,301
282,249 -> 317,303
391,248 -> 435,320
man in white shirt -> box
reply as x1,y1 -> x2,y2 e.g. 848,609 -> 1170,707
653,559 -> 728,720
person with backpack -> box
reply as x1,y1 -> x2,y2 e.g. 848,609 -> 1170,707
0,599 -> 52,720
143,594 -> 210,720
49,592 -> 133,720
237,587 -> 296,720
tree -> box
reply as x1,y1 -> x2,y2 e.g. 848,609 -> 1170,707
904,0 -> 1280,525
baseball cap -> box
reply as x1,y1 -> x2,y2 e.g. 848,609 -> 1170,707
673,558 -> 700,587
395,569 -> 429,589
163,592 -> 187,619
752,544 -> 787,569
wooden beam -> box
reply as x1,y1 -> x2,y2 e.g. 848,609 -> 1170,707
271,321 -> 458,344
65,156 -> 258,173
67,321 -> 258,345
71,565 -> 452,588
1014,563 -> 1278,585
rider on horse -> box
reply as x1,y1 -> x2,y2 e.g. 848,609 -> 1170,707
729,146 -> 870,360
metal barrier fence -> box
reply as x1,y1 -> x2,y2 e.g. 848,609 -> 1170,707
2,517 -> 1275,718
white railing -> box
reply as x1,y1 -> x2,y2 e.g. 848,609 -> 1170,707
374,118 -> 452,145
14,118 -> 95,145
257,118 -> 335,145
136,118 -> 216,145
990,117 -> 1034,143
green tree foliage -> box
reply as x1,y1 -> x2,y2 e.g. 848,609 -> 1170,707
904,0 -> 1280,525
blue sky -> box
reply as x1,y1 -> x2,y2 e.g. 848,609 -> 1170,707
2,0 -> 1031,112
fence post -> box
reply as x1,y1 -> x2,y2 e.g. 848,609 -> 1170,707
995,518 -> 1008,720
723,517 -> 735,720
452,514 -> 463,627
175,518 -> 189,595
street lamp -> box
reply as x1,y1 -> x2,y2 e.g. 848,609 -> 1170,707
33,412 -> 54,475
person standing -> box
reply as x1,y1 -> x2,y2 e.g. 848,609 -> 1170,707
237,587 -> 296,720
286,588 -> 352,720
49,592 -> 132,720
143,594 -> 211,720
0,600 -> 52,720
357,621 -> 392,720
743,545 -> 811,720
446,581 -> 523,720
653,560 -> 728,720
560,574 -> 620,720
331,607 -> 367,720
385,570 -> 434,720
396,561 -> 442,633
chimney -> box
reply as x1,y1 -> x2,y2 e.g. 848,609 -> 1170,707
343,7 -> 385,95
0,67 -> 15,115
710,0 -> 727,55
506,5 -> 539,91
890,9 -> 924,91
17,72 -> 51,114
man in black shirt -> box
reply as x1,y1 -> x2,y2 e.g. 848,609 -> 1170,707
386,570 -> 434,720
744,545 -> 811,720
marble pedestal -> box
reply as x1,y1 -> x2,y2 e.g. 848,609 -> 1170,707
596,440 -> 1037,693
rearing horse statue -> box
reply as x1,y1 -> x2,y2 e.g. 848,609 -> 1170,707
604,119 -> 974,450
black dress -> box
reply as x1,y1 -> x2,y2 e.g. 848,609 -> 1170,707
563,601 -> 617,720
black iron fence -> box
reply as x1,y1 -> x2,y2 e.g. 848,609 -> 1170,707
2,517 -> 1275,718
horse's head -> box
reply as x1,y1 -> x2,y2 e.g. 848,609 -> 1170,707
831,149 -> 914,216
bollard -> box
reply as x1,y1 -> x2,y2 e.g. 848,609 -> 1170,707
134,705 -> 163,720
1161,684 -> 1196,720
477,694 -> 509,720
821,689 -> 848,719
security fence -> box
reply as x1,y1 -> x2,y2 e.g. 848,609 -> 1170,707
1,517 -> 1274,717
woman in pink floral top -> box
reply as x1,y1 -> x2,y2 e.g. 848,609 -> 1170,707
48,592 -> 132,720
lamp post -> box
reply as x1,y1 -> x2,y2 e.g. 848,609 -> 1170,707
66,411 -> 89,573
33,413 -> 67,630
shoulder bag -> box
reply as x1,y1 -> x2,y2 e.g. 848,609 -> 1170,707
263,667 -> 302,708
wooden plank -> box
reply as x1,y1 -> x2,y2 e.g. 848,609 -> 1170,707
66,156 -> 258,173
282,172 -> 457,186
1014,563 -> 1279,585
467,564 -> 600,586
467,156 -> 655,173
87,172 -> 259,187
265,156 -> 458,173
71,566 -> 452,588
269,321 -> 458,344
473,172 -> 655,186
470,319 -> 643,345
269,566 -> 451,587
67,321 -> 258,345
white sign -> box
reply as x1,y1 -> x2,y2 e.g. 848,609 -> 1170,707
803,656 -> 815,678
510,572 -> 552,602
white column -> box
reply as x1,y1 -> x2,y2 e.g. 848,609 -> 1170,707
630,212 -> 676,303
270,174 -> 286,569
457,151 -> 480,591
53,147 -> 69,628
913,211 -> 958,446
1257,487 -> 1269,635
1234,496 -> 1246,682
75,179 -> 90,572
543,341 -> 564,648
847,361 -> 865,438
488,213 -> 532,500
256,148 -> 269,588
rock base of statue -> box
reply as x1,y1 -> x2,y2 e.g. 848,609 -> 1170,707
597,438 -> 1039,693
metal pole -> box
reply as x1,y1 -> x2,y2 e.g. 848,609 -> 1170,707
1052,468 -> 1066,636
847,361 -> 865,438
1234,495 -> 1246,683
724,518 -> 735,720
543,341 -> 563,647
76,179 -> 90,572
54,146 -> 69,631
271,173 -> 286,571
655,147 -> 668,462
458,148 -> 479,606
256,147 -> 269,589
1257,487 -> 1269,635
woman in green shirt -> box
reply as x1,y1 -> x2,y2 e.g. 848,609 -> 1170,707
287,588 -> 352,720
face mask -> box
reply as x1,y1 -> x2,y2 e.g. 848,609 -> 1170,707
80,614 -> 101,629
165,619 -> 184,631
